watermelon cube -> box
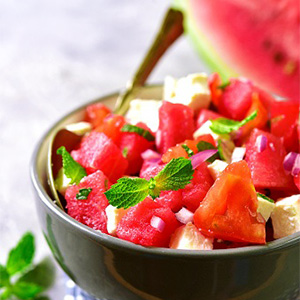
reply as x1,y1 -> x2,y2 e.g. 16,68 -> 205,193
71,131 -> 128,183
116,198 -> 180,247
85,103 -> 111,128
156,101 -> 195,154
245,129 -> 296,190
196,109 -> 223,129
218,79 -> 253,121
65,170 -> 110,233
181,162 -> 214,212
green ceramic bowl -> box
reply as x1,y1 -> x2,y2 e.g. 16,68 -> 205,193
31,85 -> 300,300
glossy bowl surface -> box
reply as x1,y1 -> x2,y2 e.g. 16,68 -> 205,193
31,85 -> 300,300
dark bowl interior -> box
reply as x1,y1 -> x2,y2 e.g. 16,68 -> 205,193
31,85 -> 300,300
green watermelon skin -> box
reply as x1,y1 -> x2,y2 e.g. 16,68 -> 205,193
175,0 -> 299,100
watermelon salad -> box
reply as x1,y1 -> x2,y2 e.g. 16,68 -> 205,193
55,72 -> 300,250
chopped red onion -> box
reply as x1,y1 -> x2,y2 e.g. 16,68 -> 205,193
291,154 -> 300,176
255,135 -> 268,152
175,208 -> 194,224
283,152 -> 298,173
231,147 -> 246,163
190,149 -> 218,169
150,216 -> 165,232
141,149 -> 161,161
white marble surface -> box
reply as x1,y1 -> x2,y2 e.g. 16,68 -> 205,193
0,0 -> 208,299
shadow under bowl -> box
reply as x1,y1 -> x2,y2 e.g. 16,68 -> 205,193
30,85 -> 300,300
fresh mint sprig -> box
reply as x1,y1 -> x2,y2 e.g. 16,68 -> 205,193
181,144 -> 194,157
121,124 -> 155,142
210,110 -> 257,134
57,146 -> 87,185
105,157 -> 194,209
76,188 -> 92,200
0,232 -> 55,300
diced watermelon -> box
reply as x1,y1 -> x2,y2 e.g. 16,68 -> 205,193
65,170 -> 110,233
140,163 -> 183,212
294,175 -> 300,191
218,79 -> 253,121
116,198 -> 180,247
85,103 -> 111,128
270,101 -> 299,152
245,129 -> 296,190
156,101 -> 195,154
71,131 -> 128,182
208,73 -> 222,107
95,114 -> 126,144
181,162 -> 214,212
196,109 -> 223,129
119,122 -> 155,175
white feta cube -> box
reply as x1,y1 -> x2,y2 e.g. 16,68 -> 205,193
193,120 -> 229,142
164,73 -> 211,111
105,205 -> 128,236
125,99 -> 161,132
169,222 -> 213,250
271,194 -> 300,239
257,195 -> 275,222
65,121 -> 92,135
207,160 -> 228,180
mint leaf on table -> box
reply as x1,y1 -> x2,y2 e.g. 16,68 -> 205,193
76,188 -> 92,200
17,257 -> 55,291
210,110 -> 257,134
257,192 -> 275,203
6,232 -> 35,276
150,158 -> 194,198
181,144 -> 194,157
57,146 -> 87,185
12,282 -> 43,300
0,265 -> 9,288
105,158 -> 194,209
121,124 -> 155,142
105,177 -> 149,209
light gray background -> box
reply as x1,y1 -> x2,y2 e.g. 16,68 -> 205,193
0,0 -> 208,298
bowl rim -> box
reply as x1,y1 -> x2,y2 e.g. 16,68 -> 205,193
30,84 -> 300,258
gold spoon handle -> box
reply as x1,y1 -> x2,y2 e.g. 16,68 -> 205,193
114,8 -> 184,115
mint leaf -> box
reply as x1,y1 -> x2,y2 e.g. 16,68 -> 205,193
57,146 -> 87,185
150,158 -> 194,198
181,144 -> 194,157
17,257 -> 55,292
0,288 -> 12,300
210,110 -> 257,134
6,232 -> 35,276
0,265 -> 9,288
121,124 -> 155,142
105,177 -> 149,209
257,192 -> 275,203
76,188 -> 92,200
218,81 -> 231,90
12,282 -> 42,300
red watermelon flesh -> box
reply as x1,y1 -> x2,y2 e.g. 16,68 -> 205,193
218,79 -> 253,121
65,170 -> 110,233
116,198 -> 180,247
245,129 -> 296,190
119,122 -> 155,175
181,162 -> 214,212
156,101 -> 195,154
196,109 -> 223,129
71,131 -> 128,183
140,163 -> 183,212
187,0 -> 300,100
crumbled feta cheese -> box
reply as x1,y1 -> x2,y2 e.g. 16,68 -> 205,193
125,99 -> 161,132
169,222 -> 213,250
271,194 -> 300,239
207,160 -> 228,180
54,168 -> 71,196
193,120 -> 229,142
257,195 -> 275,222
65,122 -> 92,135
105,205 -> 128,236
164,73 -> 211,111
